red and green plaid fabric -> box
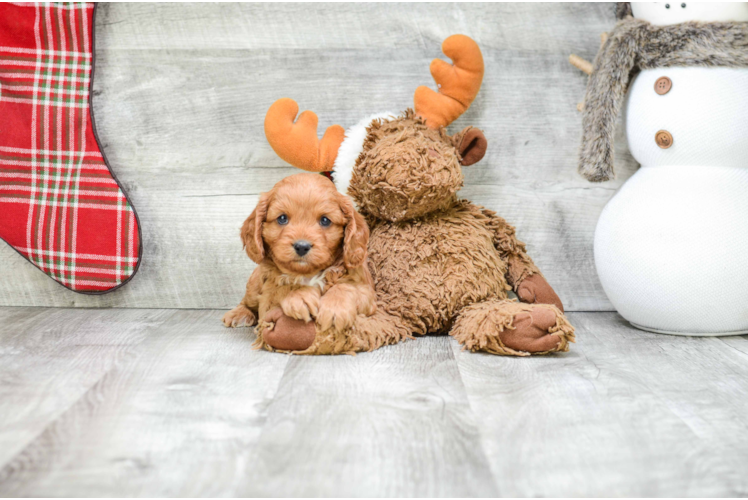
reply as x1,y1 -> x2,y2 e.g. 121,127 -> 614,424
0,2 -> 141,293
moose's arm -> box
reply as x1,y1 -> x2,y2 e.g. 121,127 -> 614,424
480,208 -> 564,312
480,208 -> 539,287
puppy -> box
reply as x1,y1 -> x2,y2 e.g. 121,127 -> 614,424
222,173 -> 376,350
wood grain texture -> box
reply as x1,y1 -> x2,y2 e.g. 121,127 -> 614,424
237,335 -> 497,497
0,3 -> 638,310
1,309 -> 748,496
0,307 -> 288,497
453,313 -> 748,497
0,307 -> 170,468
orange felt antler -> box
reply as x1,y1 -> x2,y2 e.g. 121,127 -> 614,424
264,98 -> 345,172
414,34 -> 484,129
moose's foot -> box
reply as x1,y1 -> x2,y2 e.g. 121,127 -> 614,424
258,308 -> 316,352
257,306 -> 412,355
451,299 -> 575,356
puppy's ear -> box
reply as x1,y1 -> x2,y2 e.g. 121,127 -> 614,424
241,192 -> 270,264
338,193 -> 369,269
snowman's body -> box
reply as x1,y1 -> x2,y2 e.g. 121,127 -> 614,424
590,3 -> 748,335
594,66 -> 748,334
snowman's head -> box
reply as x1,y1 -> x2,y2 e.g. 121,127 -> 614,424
620,2 -> 748,25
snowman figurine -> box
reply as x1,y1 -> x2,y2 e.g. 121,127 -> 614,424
579,2 -> 748,335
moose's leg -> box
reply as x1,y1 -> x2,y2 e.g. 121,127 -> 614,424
256,306 -> 412,355
256,307 -> 317,352
451,299 -> 575,356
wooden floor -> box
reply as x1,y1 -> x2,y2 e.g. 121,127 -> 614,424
1,308 -> 747,497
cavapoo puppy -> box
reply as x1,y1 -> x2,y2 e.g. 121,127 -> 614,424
222,173 -> 376,351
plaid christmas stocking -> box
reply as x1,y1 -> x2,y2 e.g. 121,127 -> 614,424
0,3 -> 141,293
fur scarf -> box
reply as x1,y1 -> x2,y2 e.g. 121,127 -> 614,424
579,17 -> 748,182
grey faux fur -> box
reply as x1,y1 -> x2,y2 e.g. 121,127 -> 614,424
579,17 -> 748,182
615,2 -> 632,21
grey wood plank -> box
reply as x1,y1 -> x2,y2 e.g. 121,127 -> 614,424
3,308 -> 748,496
0,3 -> 634,311
0,307 -> 173,468
95,3 -> 615,52
237,336 -> 498,497
453,312 -> 748,497
0,308 -> 288,497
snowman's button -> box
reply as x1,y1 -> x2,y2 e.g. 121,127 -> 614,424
655,130 -> 673,149
654,76 -> 672,95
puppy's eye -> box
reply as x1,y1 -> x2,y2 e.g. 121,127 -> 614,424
320,216 -> 332,227
276,214 -> 288,225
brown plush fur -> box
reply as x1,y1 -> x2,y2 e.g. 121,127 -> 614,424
222,173 -> 376,350
580,17 -> 748,182
263,112 -> 575,356
452,300 -> 573,356
349,110 -> 464,222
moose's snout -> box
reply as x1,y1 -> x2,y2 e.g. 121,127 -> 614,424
293,240 -> 312,257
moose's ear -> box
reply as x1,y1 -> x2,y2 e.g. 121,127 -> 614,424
456,127 -> 487,166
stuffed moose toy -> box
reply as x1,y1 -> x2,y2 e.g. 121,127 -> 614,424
248,34 -> 575,356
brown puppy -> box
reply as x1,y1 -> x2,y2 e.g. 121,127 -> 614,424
222,173 -> 376,351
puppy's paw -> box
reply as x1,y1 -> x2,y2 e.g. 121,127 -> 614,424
317,294 -> 357,332
281,290 -> 319,323
222,305 -> 257,328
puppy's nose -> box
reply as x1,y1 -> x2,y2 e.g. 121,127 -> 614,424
293,240 -> 312,257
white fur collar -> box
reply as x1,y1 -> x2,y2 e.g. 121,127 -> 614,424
276,271 -> 327,290
332,111 -> 397,196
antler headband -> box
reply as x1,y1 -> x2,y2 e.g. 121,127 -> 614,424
414,34 -> 484,129
264,98 -> 345,173
264,34 -> 484,172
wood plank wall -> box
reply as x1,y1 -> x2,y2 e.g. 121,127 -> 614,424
0,3 -> 639,310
